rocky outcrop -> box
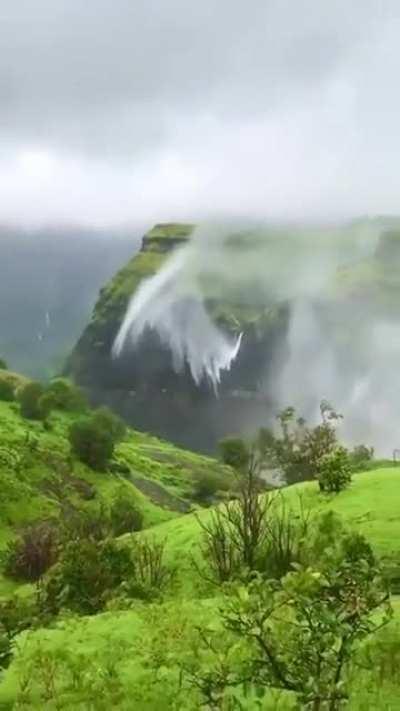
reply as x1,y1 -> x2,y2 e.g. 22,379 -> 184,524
67,223 -> 289,451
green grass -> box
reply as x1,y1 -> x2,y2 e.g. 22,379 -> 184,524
1,464 -> 400,707
0,400 -> 230,573
130,468 -> 400,594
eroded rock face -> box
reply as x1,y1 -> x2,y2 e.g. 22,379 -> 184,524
67,223 -> 289,451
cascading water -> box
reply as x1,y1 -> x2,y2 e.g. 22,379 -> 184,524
113,245 -> 242,392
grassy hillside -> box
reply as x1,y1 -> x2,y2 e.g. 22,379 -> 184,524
1,468 -> 400,708
0,397 -> 230,592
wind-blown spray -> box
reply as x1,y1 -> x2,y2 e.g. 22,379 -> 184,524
113,220 -> 400,453
113,241 -> 242,392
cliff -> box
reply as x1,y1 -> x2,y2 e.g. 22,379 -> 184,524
67,223 -> 288,451
68,223 -> 400,452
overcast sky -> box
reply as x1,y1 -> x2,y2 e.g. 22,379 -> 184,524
1,1 -> 400,226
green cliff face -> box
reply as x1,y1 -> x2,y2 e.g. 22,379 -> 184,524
67,224 -> 194,382
67,222 -> 400,452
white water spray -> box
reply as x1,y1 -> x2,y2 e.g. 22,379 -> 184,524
113,245 -> 242,391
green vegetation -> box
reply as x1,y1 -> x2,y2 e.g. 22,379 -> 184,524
17,381 -> 47,419
68,412 -> 119,471
0,380 -> 14,402
1,369 -> 400,707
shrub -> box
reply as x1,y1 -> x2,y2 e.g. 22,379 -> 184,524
93,406 -> 126,442
197,468 -> 270,582
18,382 -> 49,420
219,437 -> 249,470
192,471 -> 229,504
317,446 -> 352,493
2,523 -> 58,582
349,444 -> 374,471
128,536 -> 172,596
43,537 -> 134,615
261,494 -> 311,579
61,504 -> 113,542
110,495 -> 143,536
0,358 -> 7,370
192,549 -> 391,710
0,594 -> 42,667
39,378 -> 87,413
0,380 -> 15,402
69,416 -> 115,470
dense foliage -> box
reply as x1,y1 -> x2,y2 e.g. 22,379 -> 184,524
0,380 -> 14,402
18,381 -> 47,419
0,388 -> 398,709
68,406 -> 127,470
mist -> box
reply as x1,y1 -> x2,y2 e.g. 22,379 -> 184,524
114,221 -> 399,454
2,1 -> 400,225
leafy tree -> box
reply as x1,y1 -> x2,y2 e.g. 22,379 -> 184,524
68,406 -> 127,470
317,446 -> 352,493
18,381 -> 49,420
259,401 -> 343,485
0,358 -> 7,370
69,416 -> 115,470
0,380 -> 15,402
191,534 -> 391,710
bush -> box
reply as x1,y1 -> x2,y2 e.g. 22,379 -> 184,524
219,437 -> 249,470
192,471 -> 229,504
317,446 -> 352,493
93,406 -> 127,442
192,543 -> 391,710
0,380 -> 14,402
2,523 -> 58,582
110,495 -> 143,536
69,416 -> 115,470
18,382 -> 49,420
61,504 -> 113,542
349,444 -> 375,472
39,378 -> 87,413
0,358 -> 7,370
197,468 -> 270,583
128,536 -> 172,597
43,537 -> 134,615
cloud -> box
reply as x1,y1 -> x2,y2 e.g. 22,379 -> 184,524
0,1 -> 400,225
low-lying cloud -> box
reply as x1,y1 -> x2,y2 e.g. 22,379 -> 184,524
1,1 -> 400,225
